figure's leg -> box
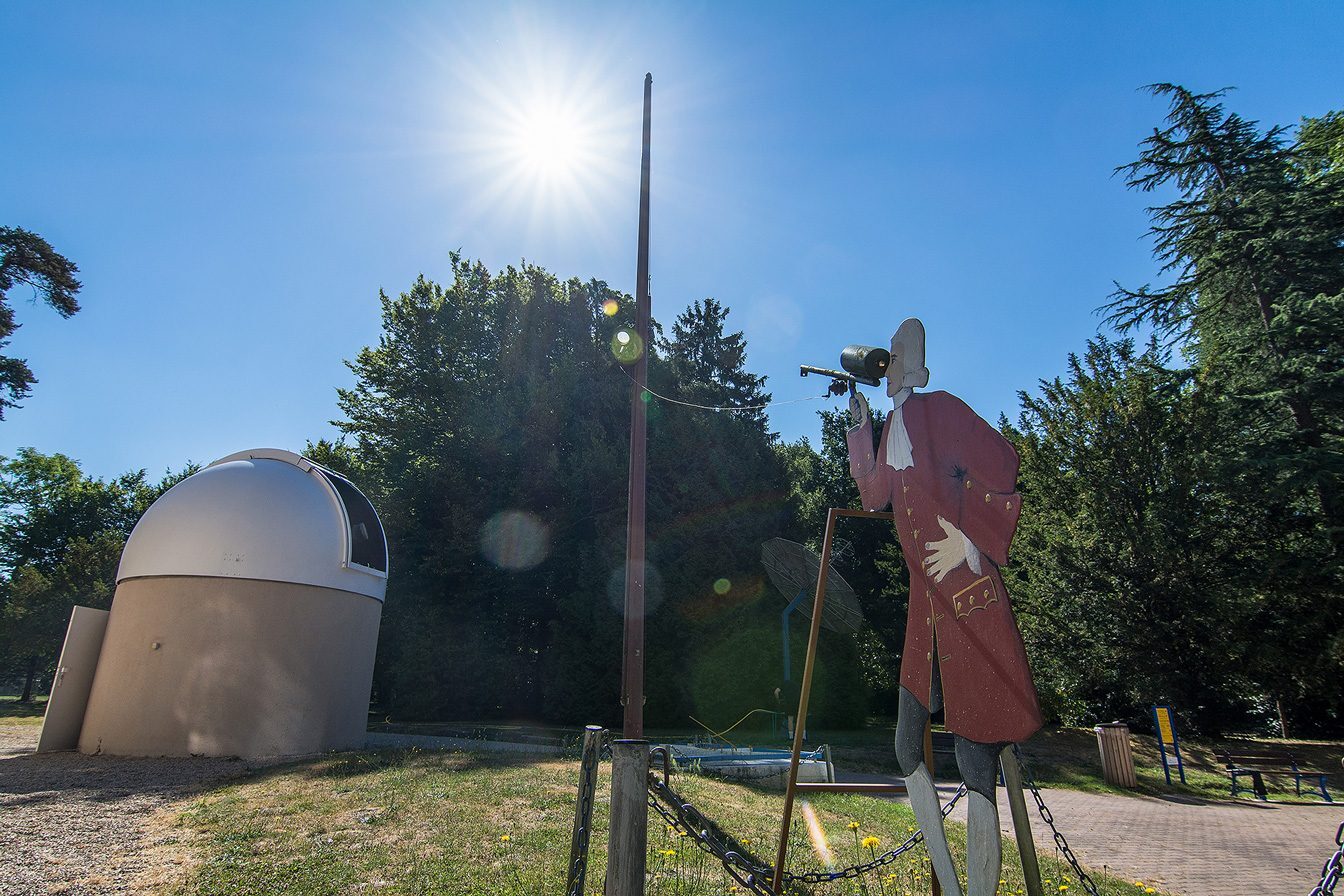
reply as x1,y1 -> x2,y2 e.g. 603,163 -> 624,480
896,685 -> 963,896
955,736 -> 1005,896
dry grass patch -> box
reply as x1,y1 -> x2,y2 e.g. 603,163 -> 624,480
151,746 -> 1166,896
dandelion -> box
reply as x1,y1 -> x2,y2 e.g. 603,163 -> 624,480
862,836 -> 881,849
499,834 -> 511,843
1060,887 -> 1069,892
849,821 -> 861,831
1145,890 -> 1156,894
660,849 -> 677,858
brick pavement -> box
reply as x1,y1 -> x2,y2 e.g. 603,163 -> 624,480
945,783 -> 1343,895
935,773 -> 1344,891
833,769 -> 1343,895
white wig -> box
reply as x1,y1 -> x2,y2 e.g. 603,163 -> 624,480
893,318 -> 930,389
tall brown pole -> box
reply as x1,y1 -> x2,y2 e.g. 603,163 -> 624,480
622,71 -> 653,740
606,72 -> 653,896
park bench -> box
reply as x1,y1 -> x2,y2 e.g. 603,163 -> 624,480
1215,749 -> 1333,802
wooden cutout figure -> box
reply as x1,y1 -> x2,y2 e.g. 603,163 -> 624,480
846,318 -> 1041,896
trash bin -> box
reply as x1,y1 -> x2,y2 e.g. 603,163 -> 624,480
1094,722 -> 1137,788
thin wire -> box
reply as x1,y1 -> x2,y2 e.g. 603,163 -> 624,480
616,364 -> 834,413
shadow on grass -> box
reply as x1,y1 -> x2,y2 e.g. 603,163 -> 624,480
0,695 -> 47,719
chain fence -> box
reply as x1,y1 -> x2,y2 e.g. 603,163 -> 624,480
568,739 -> 1111,895
1310,820 -> 1344,896
1012,745 -> 1101,896
647,769 -> 967,893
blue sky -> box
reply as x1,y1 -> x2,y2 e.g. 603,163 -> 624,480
3,1 -> 1342,481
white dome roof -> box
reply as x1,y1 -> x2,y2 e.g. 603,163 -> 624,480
117,449 -> 387,601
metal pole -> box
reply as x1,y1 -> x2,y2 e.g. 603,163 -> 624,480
773,507 -> 840,893
925,722 -> 940,896
1000,747 -> 1044,896
620,71 -> 653,740
607,72 -> 652,896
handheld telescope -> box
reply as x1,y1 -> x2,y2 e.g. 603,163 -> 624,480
801,345 -> 890,395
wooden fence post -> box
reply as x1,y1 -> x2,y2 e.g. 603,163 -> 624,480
566,726 -> 605,896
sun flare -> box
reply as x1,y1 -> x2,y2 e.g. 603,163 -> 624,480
513,103 -> 588,178
426,19 -> 642,244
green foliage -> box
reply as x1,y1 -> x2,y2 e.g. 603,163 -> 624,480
1005,338 -> 1274,730
333,257 -> 818,727
1105,86 -> 1344,557
775,409 -> 909,716
0,449 -> 190,700
0,227 -> 82,418
1027,86 -> 1344,733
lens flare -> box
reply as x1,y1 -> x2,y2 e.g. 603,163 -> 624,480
602,299 -> 620,317
713,578 -> 731,595
611,329 -> 644,364
480,510 -> 550,570
800,802 -> 835,868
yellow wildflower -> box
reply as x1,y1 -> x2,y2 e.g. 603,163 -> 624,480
849,821 -> 861,831
861,835 -> 880,849
660,849 -> 676,858
499,834 -> 510,843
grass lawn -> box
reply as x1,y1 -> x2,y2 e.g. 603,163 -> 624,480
0,694 -> 47,724
158,747 -> 1168,896
672,722 -> 1343,804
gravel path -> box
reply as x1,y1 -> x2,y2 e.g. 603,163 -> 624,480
0,724 -> 251,896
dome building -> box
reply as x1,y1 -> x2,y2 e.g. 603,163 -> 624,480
74,448 -> 388,758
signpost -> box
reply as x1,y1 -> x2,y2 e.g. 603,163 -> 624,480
1152,704 -> 1186,785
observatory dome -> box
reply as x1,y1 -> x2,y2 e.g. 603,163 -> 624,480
118,448 -> 387,601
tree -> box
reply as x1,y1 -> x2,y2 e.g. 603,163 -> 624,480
658,298 -> 772,436
0,450 -> 190,701
1101,87 -> 1344,732
1004,337 -> 1325,732
0,227 -> 82,418
330,257 -> 846,727
1104,86 -> 1344,554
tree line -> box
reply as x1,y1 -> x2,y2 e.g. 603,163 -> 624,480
2,86 -> 1340,736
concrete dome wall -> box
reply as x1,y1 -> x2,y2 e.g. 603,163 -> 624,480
79,578 -> 380,758
118,448 -> 387,601
79,448 -> 388,758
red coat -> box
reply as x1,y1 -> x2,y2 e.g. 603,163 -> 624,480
847,390 -> 1042,744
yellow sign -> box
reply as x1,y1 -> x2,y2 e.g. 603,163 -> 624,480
1155,706 -> 1175,745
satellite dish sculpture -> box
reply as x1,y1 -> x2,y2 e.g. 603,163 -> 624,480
845,318 -> 1041,896
761,537 -> 865,739
761,537 -> 864,677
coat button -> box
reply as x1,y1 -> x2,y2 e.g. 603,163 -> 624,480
926,652 -> 932,661
984,493 -> 991,503
965,479 -> 972,489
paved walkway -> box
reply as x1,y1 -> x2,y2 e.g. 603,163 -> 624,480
837,770 -> 1343,895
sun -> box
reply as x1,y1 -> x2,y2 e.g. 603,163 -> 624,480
513,102 -> 588,179
423,18 -> 640,243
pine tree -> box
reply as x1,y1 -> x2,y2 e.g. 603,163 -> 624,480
1104,86 -> 1344,554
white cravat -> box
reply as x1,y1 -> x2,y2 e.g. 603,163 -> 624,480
884,389 -> 915,471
